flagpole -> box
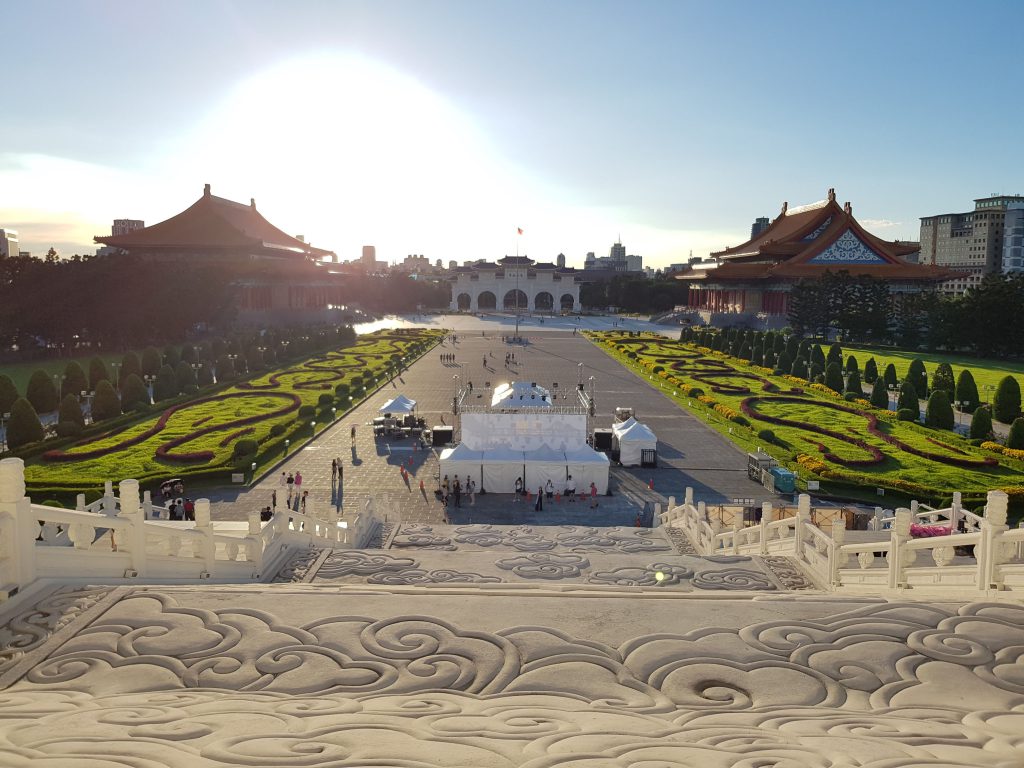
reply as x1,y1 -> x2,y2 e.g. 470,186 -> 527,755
515,227 -> 521,340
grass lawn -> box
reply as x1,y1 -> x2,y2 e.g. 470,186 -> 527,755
838,345 -> 1024,398
590,332 -> 1024,508
23,329 -> 444,494
1,352 -> 128,396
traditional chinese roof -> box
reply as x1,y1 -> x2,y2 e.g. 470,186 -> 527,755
687,188 -> 949,283
95,184 -> 333,260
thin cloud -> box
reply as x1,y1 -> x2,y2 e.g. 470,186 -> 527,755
860,218 -> 901,229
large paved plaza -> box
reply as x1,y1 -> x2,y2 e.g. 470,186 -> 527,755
208,315 -> 781,525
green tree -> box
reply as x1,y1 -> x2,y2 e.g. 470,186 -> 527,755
163,344 -> 181,369
120,373 -> 150,411
811,345 -> 826,371
61,361 -> 88,400
175,360 -> 196,392
897,380 -> 919,413
827,343 -> 843,366
91,380 -> 121,422
824,362 -> 844,393
141,347 -> 162,377
0,374 -> 18,414
925,390 -> 955,430
1007,418 -> 1024,450
907,358 -> 928,399
6,398 -> 44,448
955,369 -> 980,413
119,352 -> 142,389
88,357 -> 110,390
789,357 -> 808,379
970,406 -> 993,440
216,355 -> 235,381
58,393 -> 85,427
196,362 -> 214,387
845,367 -> 862,397
153,364 -> 178,401
863,357 -> 878,384
26,370 -> 59,413
774,351 -> 792,374
883,363 -> 898,389
870,377 -> 890,409
993,375 -> 1022,424
930,362 -> 955,401
845,355 -> 858,374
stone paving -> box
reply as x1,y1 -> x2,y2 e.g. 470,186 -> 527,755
207,318 -> 782,525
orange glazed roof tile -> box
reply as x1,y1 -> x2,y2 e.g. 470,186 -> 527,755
95,185 -> 331,259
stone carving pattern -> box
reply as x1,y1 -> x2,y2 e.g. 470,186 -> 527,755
761,555 -> 816,590
3,595 -> 1024,766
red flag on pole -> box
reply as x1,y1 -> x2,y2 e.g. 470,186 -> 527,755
517,228 -> 523,235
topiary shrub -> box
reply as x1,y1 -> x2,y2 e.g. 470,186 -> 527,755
318,393 -> 334,407
26,370 -> 59,413
897,380 -> 919,413
843,393 -> 858,402
270,423 -> 287,437
62,361 -> 88,400
824,362 -> 844,394
730,414 -> 749,427
864,357 -> 878,384
182,384 -> 199,395
908,358 -> 928,399
120,373 -> 150,411
88,357 -> 110,390
925,390 -> 955,430
955,369 -> 980,413
687,387 -> 704,397
652,365 -> 664,374
233,438 -> 259,458
0,374 -> 18,414
6,398 -> 44,448
91,380 -> 121,422
55,421 -> 83,437
141,347 -> 162,377
119,352 -> 142,389
196,363 -> 214,387
827,343 -> 843,366
58,393 -> 84,427
757,428 -> 776,443
870,378 -> 889,409
897,408 -> 917,422
153,364 -> 178,402
931,362 -> 955,401
175,361 -> 196,393
970,406 -> 993,441
993,375 -> 1022,424
298,404 -> 316,418
883,363 -> 898,389
844,368 -> 862,397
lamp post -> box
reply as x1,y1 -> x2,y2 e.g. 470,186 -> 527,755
0,411 -> 9,452
111,362 -> 122,389
250,461 -> 257,483
983,384 -> 996,406
331,407 -> 337,421
888,383 -> 898,411
284,438 -> 290,455
144,375 -> 155,404
957,400 -> 969,429
310,420 -> 317,437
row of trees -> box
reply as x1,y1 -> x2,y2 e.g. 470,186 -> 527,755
2,325 -> 359,449
784,271 -> 1024,357
581,275 -> 690,313
680,328 -> 1023,436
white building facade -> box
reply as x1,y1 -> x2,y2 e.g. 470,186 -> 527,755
449,256 -> 581,312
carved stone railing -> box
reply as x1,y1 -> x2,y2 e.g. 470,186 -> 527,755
0,458 -> 381,596
660,486 -> 1023,597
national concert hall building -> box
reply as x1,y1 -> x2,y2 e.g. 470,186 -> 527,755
94,184 -> 344,324
682,189 -> 950,328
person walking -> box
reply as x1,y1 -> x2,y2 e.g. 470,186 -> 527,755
453,479 -> 462,508
589,482 -> 598,509
279,471 -> 287,488
271,490 -> 277,512
565,475 -> 576,502
545,479 -> 554,501
331,458 -> 338,481
468,478 -> 476,506
351,424 -> 357,445
535,485 -> 544,512
514,476 -> 523,501
286,473 -> 295,504
294,470 -> 303,490
301,490 -> 308,513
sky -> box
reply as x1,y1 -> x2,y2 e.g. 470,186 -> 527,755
2,0 -> 1022,269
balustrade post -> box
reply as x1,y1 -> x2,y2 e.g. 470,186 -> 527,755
950,491 -> 962,532
142,490 -> 154,520
873,506 -> 883,531
102,481 -> 115,516
194,499 -> 215,578
830,518 -> 847,587
731,522 -> 741,554
888,508 -> 912,590
978,491 -> 1009,591
76,493 -> 85,511
794,494 -> 811,559
0,458 -> 34,590
653,503 -> 662,528
116,479 -> 147,578
684,487 -> 694,507
760,502 -> 772,555
246,511 -> 263,572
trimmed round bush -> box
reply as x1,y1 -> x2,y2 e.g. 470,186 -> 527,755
1007,418 -> 1024,450
925,390 -> 955,430
955,369 -> 980,413
993,375 -> 1021,424
897,380 -> 919,413
6,397 -> 44,448
0,374 -> 18,414
175,361 -> 196,393
182,384 -> 199,395
824,362 -> 844,394
233,438 -> 259,458
298,404 -> 316,418
91,380 -> 121,422
864,357 -> 878,384
141,347 -> 162,377
55,421 -> 83,438
58,393 -> 84,426
843,393 -> 858,402
119,352 -> 142,389
153,364 -> 178,402
687,387 -> 704,397
730,415 -> 749,427
120,373 -> 150,411
757,428 -> 776,443
897,408 -> 917,422
335,383 -> 350,399
26,370 -> 59,413
318,393 -> 334,407
62,361 -> 88,400
870,378 -> 889,409
88,357 -> 110,390
269,423 -> 287,437
970,406 -> 993,441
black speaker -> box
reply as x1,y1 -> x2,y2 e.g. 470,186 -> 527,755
432,426 -> 454,446
593,428 -> 613,451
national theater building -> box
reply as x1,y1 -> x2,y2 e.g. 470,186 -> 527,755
449,256 -> 581,312
682,189 -> 950,327
94,184 -> 343,324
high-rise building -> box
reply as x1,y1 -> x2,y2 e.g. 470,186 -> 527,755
625,254 -> 642,272
556,253 -> 566,269
750,217 -> 770,239
1003,203 -> 1024,274
361,245 -> 376,265
0,228 -> 18,259
920,195 -> 1024,294
112,219 -> 144,237
609,241 -> 625,261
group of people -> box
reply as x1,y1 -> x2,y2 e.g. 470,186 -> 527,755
165,497 -> 195,521
441,474 -> 476,507
513,474 -> 598,510
504,351 -> 516,368
276,471 -> 308,512
440,352 -> 457,363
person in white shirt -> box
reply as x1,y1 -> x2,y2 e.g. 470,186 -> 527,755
565,475 -> 576,502
545,479 -> 554,500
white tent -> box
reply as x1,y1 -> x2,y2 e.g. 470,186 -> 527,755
480,446 -> 526,493
616,421 -> 657,467
439,444 -> 483,487
523,445 -> 568,491
563,446 -> 610,495
612,416 -> 637,435
379,394 -> 416,414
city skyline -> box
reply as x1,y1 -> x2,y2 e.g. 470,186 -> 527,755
2,0 -> 1022,267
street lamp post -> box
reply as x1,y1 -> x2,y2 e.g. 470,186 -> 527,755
0,411 -> 10,452
284,439 -> 290,455
310,420 -> 317,437
888,383 -> 898,411
144,375 -> 155,403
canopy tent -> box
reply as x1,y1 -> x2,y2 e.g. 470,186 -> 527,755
563,446 -> 610,495
439,444 -> 483,487
491,381 -> 554,409
523,445 -> 568,491
611,416 -> 637,435
379,394 -> 417,414
480,446 -> 526,493
615,421 -> 657,467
